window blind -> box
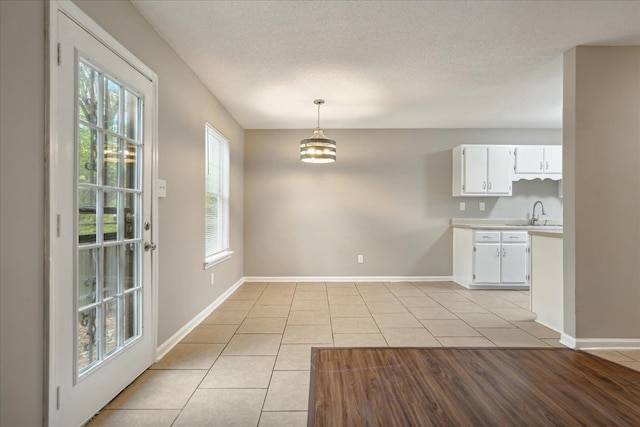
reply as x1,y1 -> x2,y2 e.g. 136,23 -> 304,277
205,124 -> 229,261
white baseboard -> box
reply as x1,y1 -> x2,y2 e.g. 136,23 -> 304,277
560,333 -> 640,350
243,276 -> 453,283
155,277 -> 245,360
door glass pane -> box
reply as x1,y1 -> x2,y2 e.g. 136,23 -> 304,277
78,124 -> 99,184
123,143 -> 138,190
103,191 -> 119,242
78,62 -> 99,125
77,307 -> 99,372
124,243 -> 138,291
123,193 -> 138,240
123,291 -> 139,341
104,298 -> 118,356
78,188 -> 97,244
124,90 -> 139,141
78,248 -> 98,306
104,78 -> 120,134
103,134 -> 121,188
103,245 -> 120,299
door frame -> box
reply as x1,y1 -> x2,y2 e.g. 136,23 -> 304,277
45,1 -> 159,424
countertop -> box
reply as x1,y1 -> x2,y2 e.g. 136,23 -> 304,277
528,230 -> 563,238
450,218 -> 563,232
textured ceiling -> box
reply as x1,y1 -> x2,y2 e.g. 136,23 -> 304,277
131,0 -> 640,129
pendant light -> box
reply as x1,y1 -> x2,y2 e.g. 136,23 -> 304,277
300,99 -> 336,163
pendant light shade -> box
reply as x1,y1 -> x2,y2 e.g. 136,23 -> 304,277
300,99 -> 336,163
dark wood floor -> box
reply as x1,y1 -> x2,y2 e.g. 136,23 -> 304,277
309,347 -> 640,426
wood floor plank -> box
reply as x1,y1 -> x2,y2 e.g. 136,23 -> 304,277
309,348 -> 640,426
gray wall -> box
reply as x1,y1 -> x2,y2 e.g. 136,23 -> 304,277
563,46 -> 640,340
0,1 -> 46,425
0,1 -> 244,424
244,129 -> 561,277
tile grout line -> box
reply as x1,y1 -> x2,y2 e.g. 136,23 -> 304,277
171,283 -> 266,426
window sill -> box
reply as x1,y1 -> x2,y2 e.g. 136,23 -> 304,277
204,250 -> 234,270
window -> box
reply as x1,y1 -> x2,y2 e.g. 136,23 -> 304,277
204,123 -> 231,268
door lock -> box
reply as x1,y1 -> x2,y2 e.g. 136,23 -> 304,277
144,221 -> 151,231
144,242 -> 157,252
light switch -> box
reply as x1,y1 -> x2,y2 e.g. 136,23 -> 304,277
157,179 -> 167,198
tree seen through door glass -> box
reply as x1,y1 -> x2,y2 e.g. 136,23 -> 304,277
78,62 -> 98,125
78,124 -> 98,185
104,78 -> 120,134
103,134 -> 121,188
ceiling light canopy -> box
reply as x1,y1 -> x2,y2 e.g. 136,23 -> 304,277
300,99 -> 336,164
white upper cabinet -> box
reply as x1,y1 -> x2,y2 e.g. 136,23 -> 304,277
514,146 -> 544,174
463,146 -> 488,194
513,145 -> 562,180
452,145 -> 512,197
543,145 -> 562,174
487,147 -> 513,194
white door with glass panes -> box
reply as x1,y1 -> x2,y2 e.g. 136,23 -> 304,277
49,8 -> 156,427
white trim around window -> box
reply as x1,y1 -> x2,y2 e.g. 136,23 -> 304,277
204,123 -> 231,269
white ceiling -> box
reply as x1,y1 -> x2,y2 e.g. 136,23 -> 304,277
131,0 -> 640,129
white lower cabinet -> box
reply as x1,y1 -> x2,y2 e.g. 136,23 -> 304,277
500,243 -> 528,283
474,243 -> 501,283
453,228 -> 530,289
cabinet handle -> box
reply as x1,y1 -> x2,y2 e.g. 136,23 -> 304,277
502,248 -> 506,257
483,181 -> 486,189
488,181 -> 492,190
540,161 -> 543,170
545,161 -> 549,170
496,248 -> 500,257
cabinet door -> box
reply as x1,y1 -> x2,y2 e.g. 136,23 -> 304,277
544,146 -> 562,174
514,146 -> 543,174
474,243 -> 501,283
501,244 -> 528,283
487,147 -> 512,195
463,146 -> 488,194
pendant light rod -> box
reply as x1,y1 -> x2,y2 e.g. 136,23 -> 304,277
314,99 -> 324,130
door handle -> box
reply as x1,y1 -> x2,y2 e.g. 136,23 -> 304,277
144,242 -> 157,252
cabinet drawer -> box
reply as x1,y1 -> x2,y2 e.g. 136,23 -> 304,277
474,231 -> 501,242
501,232 -> 528,243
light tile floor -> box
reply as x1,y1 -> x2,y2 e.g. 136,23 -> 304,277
87,281 -> 640,426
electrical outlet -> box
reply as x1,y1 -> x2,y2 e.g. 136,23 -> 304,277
357,254 -> 364,264
459,202 -> 466,211
479,202 -> 485,211
210,273 -> 215,286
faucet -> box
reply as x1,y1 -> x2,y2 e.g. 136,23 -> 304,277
530,201 -> 546,225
